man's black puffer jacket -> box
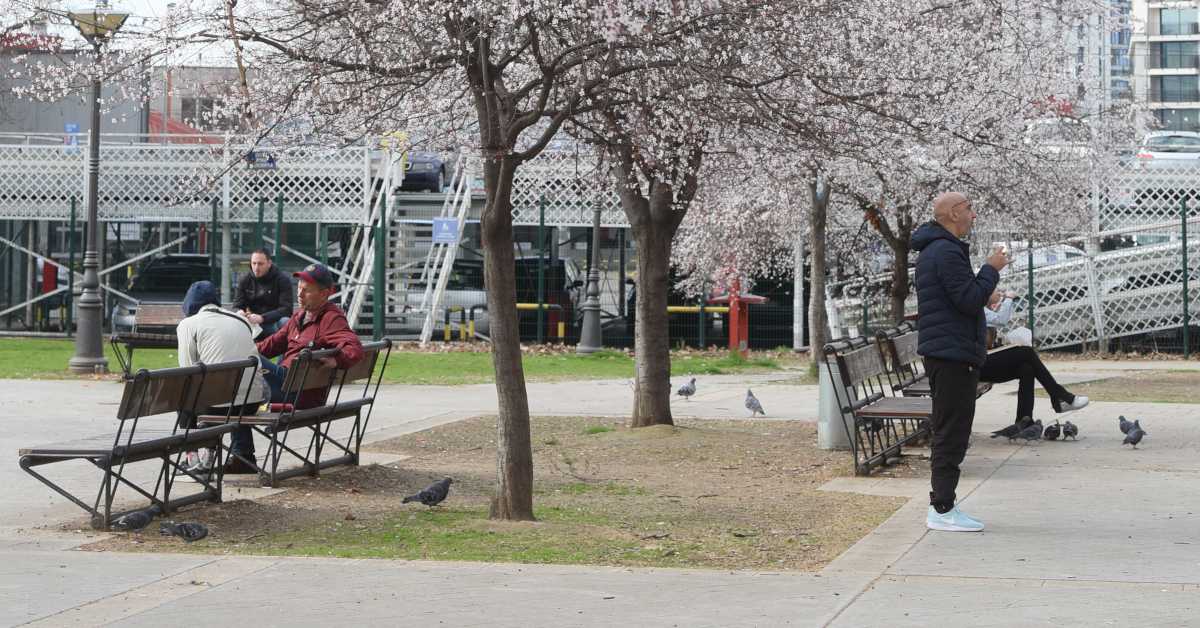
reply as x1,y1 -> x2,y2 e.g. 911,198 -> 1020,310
911,221 -> 999,368
232,264 -> 294,324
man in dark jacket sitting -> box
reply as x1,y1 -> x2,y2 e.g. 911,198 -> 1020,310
912,191 -> 1008,533
234,249 -> 294,339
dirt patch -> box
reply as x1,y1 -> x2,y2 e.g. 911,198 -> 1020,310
1035,370 -> 1200,404
81,417 -> 909,571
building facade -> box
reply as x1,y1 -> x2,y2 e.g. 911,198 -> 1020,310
1134,0 -> 1200,131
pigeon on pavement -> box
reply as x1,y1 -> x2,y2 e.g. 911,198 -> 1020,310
1044,421 -> 1062,441
677,378 -> 696,401
1062,420 -> 1078,440
1118,415 -> 1133,435
112,504 -> 161,532
745,389 -> 765,417
992,416 -> 1035,439
1015,420 -> 1043,443
159,521 -> 208,542
1123,423 -> 1146,449
403,477 -> 453,507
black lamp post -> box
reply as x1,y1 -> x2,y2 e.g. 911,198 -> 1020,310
67,2 -> 128,374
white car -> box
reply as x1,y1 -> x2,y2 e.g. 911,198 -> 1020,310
1134,131 -> 1200,169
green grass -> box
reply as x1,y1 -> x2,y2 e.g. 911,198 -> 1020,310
0,339 -> 789,383
582,425 -> 615,435
230,506 -> 655,565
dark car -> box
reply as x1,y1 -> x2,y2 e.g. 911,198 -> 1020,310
399,151 -> 449,192
111,254 -> 213,331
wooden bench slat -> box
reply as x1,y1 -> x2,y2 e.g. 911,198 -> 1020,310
854,397 -> 932,419
20,425 -> 235,459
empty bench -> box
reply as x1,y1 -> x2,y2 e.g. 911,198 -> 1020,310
110,303 -> 185,379
201,339 -> 392,487
18,358 -> 258,529
823,337 -> 933,476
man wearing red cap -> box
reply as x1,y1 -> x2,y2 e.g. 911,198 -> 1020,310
255,263 -> 364,409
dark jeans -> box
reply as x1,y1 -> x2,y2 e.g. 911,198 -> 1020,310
259,356 -> 288,403
255,316 -> 288,341
228,402 -> 260,457
980,346 -> 1072,421
925,357 -> 979,513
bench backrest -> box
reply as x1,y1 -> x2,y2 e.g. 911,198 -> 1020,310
117,357 -> 258,420
823,337 -> 890,414
134,303 -> 184,331
338,340 -> 388,384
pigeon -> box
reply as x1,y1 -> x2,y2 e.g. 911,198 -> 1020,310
1123,423 -> 1146,449
112,504 -> 161,532
1015,420 -> 1043,443
991,416 -> 1035,439
1044,421 -> 1062,441
1062,420 -> 1078,441
1118,415 -> 1133,435
745,389 -> 765,416
158,521 -> 208,542
403,477 -> 453,507
676,378 -> 696,401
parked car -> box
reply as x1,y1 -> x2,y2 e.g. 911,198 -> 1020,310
399,151 -> 450,192
1131,131 -> 1200,209
111,254 -> 213,332
397,256 -> 584,341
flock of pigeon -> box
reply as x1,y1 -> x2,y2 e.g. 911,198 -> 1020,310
988,413 -> 1147,448
675,377 -> 766,417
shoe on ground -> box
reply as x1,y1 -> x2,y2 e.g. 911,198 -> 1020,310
222,456 -> 260,475
1059,395 -> 1089,413
926,505 -> 985,532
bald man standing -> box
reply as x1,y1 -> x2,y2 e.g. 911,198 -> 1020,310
911,192 -> 1009,532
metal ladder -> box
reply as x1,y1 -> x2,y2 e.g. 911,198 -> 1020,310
418,154 -> 472,345
342,145 -> 406,330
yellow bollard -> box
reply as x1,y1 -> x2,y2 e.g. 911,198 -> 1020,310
468,319 -> 475,340
444,325 -> 451,342
557,321 -> 565,342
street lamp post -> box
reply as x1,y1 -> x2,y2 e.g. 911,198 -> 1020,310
67,3 -> 128,374
576,199 -> 604,354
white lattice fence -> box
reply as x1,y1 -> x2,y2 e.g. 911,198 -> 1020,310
510,149 -> 627,227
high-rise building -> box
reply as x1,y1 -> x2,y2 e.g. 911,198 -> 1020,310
1133,0 -> 1200,131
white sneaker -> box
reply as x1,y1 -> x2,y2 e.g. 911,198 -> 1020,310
926,505 -> 985,532
1060,396 -> 1089,413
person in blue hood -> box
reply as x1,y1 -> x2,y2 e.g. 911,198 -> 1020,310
911,191 -> 1009,533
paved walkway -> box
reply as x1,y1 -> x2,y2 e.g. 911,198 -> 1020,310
1,362 -> 1197,626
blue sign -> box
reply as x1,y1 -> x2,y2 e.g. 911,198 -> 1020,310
432,218 -> 459,244
64,123 -> 79,154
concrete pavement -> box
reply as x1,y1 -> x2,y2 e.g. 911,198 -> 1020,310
1,361 -> 1198,626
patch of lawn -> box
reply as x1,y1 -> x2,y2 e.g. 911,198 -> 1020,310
0,337 -> 179,378
582,425 -> 615,435
1035,370 -> 1200,404
0,338 -> 797,384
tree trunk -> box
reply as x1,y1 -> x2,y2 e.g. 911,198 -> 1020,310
480,155 -> 535,521
808,174 -> 830,368
889,241 -> 910,322
630,196 -> 678,427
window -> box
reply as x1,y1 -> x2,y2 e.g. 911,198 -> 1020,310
1157,42 -> 1198,70
179,96 -> 239,131
1159,8 -> 1198,36
1153,76 -> 1199,103
1153,109 -> 1200,132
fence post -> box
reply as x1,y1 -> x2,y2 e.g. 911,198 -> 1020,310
318,224 -> 327,265
537,193 -> 545,345
374,223 -> 385,341
256,198 -> 265,250
698,302 -> 706,349
274,195 -> 285,258
1184,198 -> 1190,359
67,198 -> 76,336
1027,240 -> 1035,344
210,198 -> 219,285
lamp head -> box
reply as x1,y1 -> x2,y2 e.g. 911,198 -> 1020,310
68,2 -> 129,44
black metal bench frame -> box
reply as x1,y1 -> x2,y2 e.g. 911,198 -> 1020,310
203,340 -> 391,488
824,337 -> 933,476
18,358 -> 258,529
875,323 -> 993,399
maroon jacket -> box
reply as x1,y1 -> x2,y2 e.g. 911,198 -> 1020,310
257,301 -> 364,370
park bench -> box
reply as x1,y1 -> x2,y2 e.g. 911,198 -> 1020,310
18,357 -> 258,529
201,339 -> 391,487
875,322 -> 992,399
110,303 -> 184,379
823,336 -> 933,476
